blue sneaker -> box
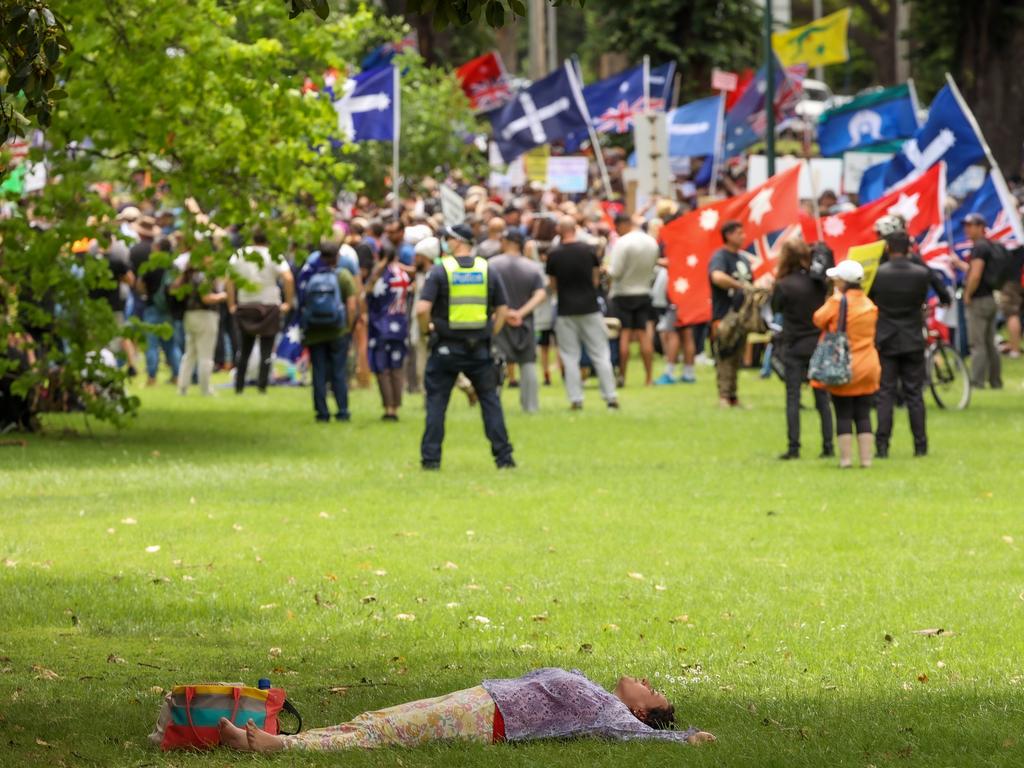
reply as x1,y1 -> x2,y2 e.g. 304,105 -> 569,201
679,373 -> 696,384
654,372 -> 677,386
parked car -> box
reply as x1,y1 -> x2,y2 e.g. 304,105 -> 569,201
795,78 -> 834,121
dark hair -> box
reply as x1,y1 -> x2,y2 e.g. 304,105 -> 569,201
720,220 -> 743,242
639,704 -> 676,730
884,231 -> 911,256
614,213 -> 632,228
251,227 -> 268,246
776,239 -> 810,281
319,240 -> 340,264
349,220 -> 365,237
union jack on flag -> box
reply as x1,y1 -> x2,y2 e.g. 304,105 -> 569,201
750,224 -> 804,279
595,96 -> 666,133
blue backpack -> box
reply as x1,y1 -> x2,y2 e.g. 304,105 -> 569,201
301,269 -> 346,331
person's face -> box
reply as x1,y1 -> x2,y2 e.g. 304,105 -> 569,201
964,221 -> 984,239
386,225 -> 403,245
613,676 -> 670,716
726,226 -> 746,249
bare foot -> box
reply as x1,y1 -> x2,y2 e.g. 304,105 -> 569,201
687,730 -> 717,745
245,719 -> 285,753
218,717 -> 250,751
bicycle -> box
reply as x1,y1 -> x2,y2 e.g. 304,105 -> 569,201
925,301 -> 970,410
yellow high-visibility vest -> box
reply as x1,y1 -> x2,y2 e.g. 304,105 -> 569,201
442,256 -> 489,330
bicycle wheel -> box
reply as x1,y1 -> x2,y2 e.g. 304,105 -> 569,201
928,342 -> 971,410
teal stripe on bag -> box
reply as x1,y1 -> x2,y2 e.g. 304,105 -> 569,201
171,706 -> 267,729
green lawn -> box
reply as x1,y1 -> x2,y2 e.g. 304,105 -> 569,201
2,361 -> 1023,767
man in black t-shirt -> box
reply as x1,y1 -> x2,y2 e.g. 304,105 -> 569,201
708,220 -> 752,407
963,213 -> 1002,389
546,216 -> 618,410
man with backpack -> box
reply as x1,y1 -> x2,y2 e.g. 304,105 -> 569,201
963,213 -> 1006,389
297,241 -> 358,422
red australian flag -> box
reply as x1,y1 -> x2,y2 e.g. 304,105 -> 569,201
456,51 -> 512,113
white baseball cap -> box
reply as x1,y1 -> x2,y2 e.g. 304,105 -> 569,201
414,236 -> 440,261
826,259 -> 865,284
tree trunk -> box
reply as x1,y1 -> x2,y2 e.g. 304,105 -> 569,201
956,2 -> 1024,175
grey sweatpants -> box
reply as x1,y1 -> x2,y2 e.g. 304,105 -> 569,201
555,312 -> 617,405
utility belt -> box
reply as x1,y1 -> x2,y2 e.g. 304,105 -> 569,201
428,333 -> 491,355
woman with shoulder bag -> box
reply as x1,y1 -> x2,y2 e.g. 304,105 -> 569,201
812,260 -> 881,469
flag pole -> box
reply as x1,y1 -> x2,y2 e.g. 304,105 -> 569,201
392,64 -> 400,217
944,72 -> 1024,242
565,60 -> 613,199
709,91 -> 726,196
907,77 -> 924,128
643,54 -> 651,114
763,5 -> 776,176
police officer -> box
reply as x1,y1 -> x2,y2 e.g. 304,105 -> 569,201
414,224 -> 515,470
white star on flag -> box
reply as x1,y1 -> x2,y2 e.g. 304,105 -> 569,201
286,325 -> 302,344
887,192 -> 921,224
699,208 -> 720,231
686,254 -> 699,268
747,187 -> 774,226
673,277 -> 690,295
824,216 -> 846,238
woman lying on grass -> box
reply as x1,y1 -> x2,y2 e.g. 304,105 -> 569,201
218,667 -> 716,752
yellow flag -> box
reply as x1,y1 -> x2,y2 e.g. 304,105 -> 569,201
524,146 -> 550,184
772,8 -> 851,68
846,240 -> 885,294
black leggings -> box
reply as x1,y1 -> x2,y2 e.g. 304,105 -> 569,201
236,333 -> 275,393
832,394 -> 873,436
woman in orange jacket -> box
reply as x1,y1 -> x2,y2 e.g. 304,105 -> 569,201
813,260 -> 881,468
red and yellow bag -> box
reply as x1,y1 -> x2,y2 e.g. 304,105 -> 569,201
149,683 -> 301,750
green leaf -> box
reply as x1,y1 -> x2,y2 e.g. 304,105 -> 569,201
48,88 -> 68,100
509,0 -> 527,17
312,0 -> 330,20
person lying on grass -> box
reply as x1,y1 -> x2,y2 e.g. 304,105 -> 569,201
218,667 -> 716,752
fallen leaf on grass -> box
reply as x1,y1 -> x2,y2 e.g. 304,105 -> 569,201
232,523 -> 244,532
3,559 -> 16,568
473,616 -> 490,624
531,614 -> 548,622
627,572 -> 645,581
917,673 -> 928,684
31,665 -> 59,681
579,643 -> 593,654
329,686 -> 349,695
1003,737 -> 1018,749
120,517 -> 137,525
465,584 -> 481,591
318,512 -> 331,519
360,595 -> 377,604
35,738 -> 52,748
145,545 -> 160,553
372,569 -> 387,577
268,647 -> 282,658
912,628 -> 955,637
603,624 -> 620,632
150,686 -> 165,694
259,604 -> 278,611
395,613 -> 416,621
1002,535 -> 1014,545
445,602 -> 460,609
654,584 -> 668,592
107,654 -> 126,665
670,615 -> 690,624
443,561 -> 459,570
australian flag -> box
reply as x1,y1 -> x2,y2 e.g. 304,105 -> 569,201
949,172 -> 1023,256
489,62 -> 591,164
723,56 -> 792,157
564,62 -> 676,151
332,65 -> 396,143
858,83 -> 986,202
667,95 -> 722,158
275,320 -> 304,363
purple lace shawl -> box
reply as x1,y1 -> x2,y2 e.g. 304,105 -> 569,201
482,668 -> 697,743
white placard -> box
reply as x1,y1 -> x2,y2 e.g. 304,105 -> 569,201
546,156 -> 589,194
440,185 -> 466,226
841,151 -> 894,195
747,155 -> 843,200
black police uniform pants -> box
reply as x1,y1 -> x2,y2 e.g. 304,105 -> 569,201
783,348 -> 833,454
421,341 -> 514,467
876,350 -> 927,452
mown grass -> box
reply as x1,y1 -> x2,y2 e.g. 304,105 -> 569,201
2,360 -> 1023,767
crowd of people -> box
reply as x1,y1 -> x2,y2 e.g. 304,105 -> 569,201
3,170 -> 1022,470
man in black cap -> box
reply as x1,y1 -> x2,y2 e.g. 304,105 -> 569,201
962,212 -> 1003,389
869,230 -> 951,457
489,229 -> 547,413
415,223 -> 515,469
